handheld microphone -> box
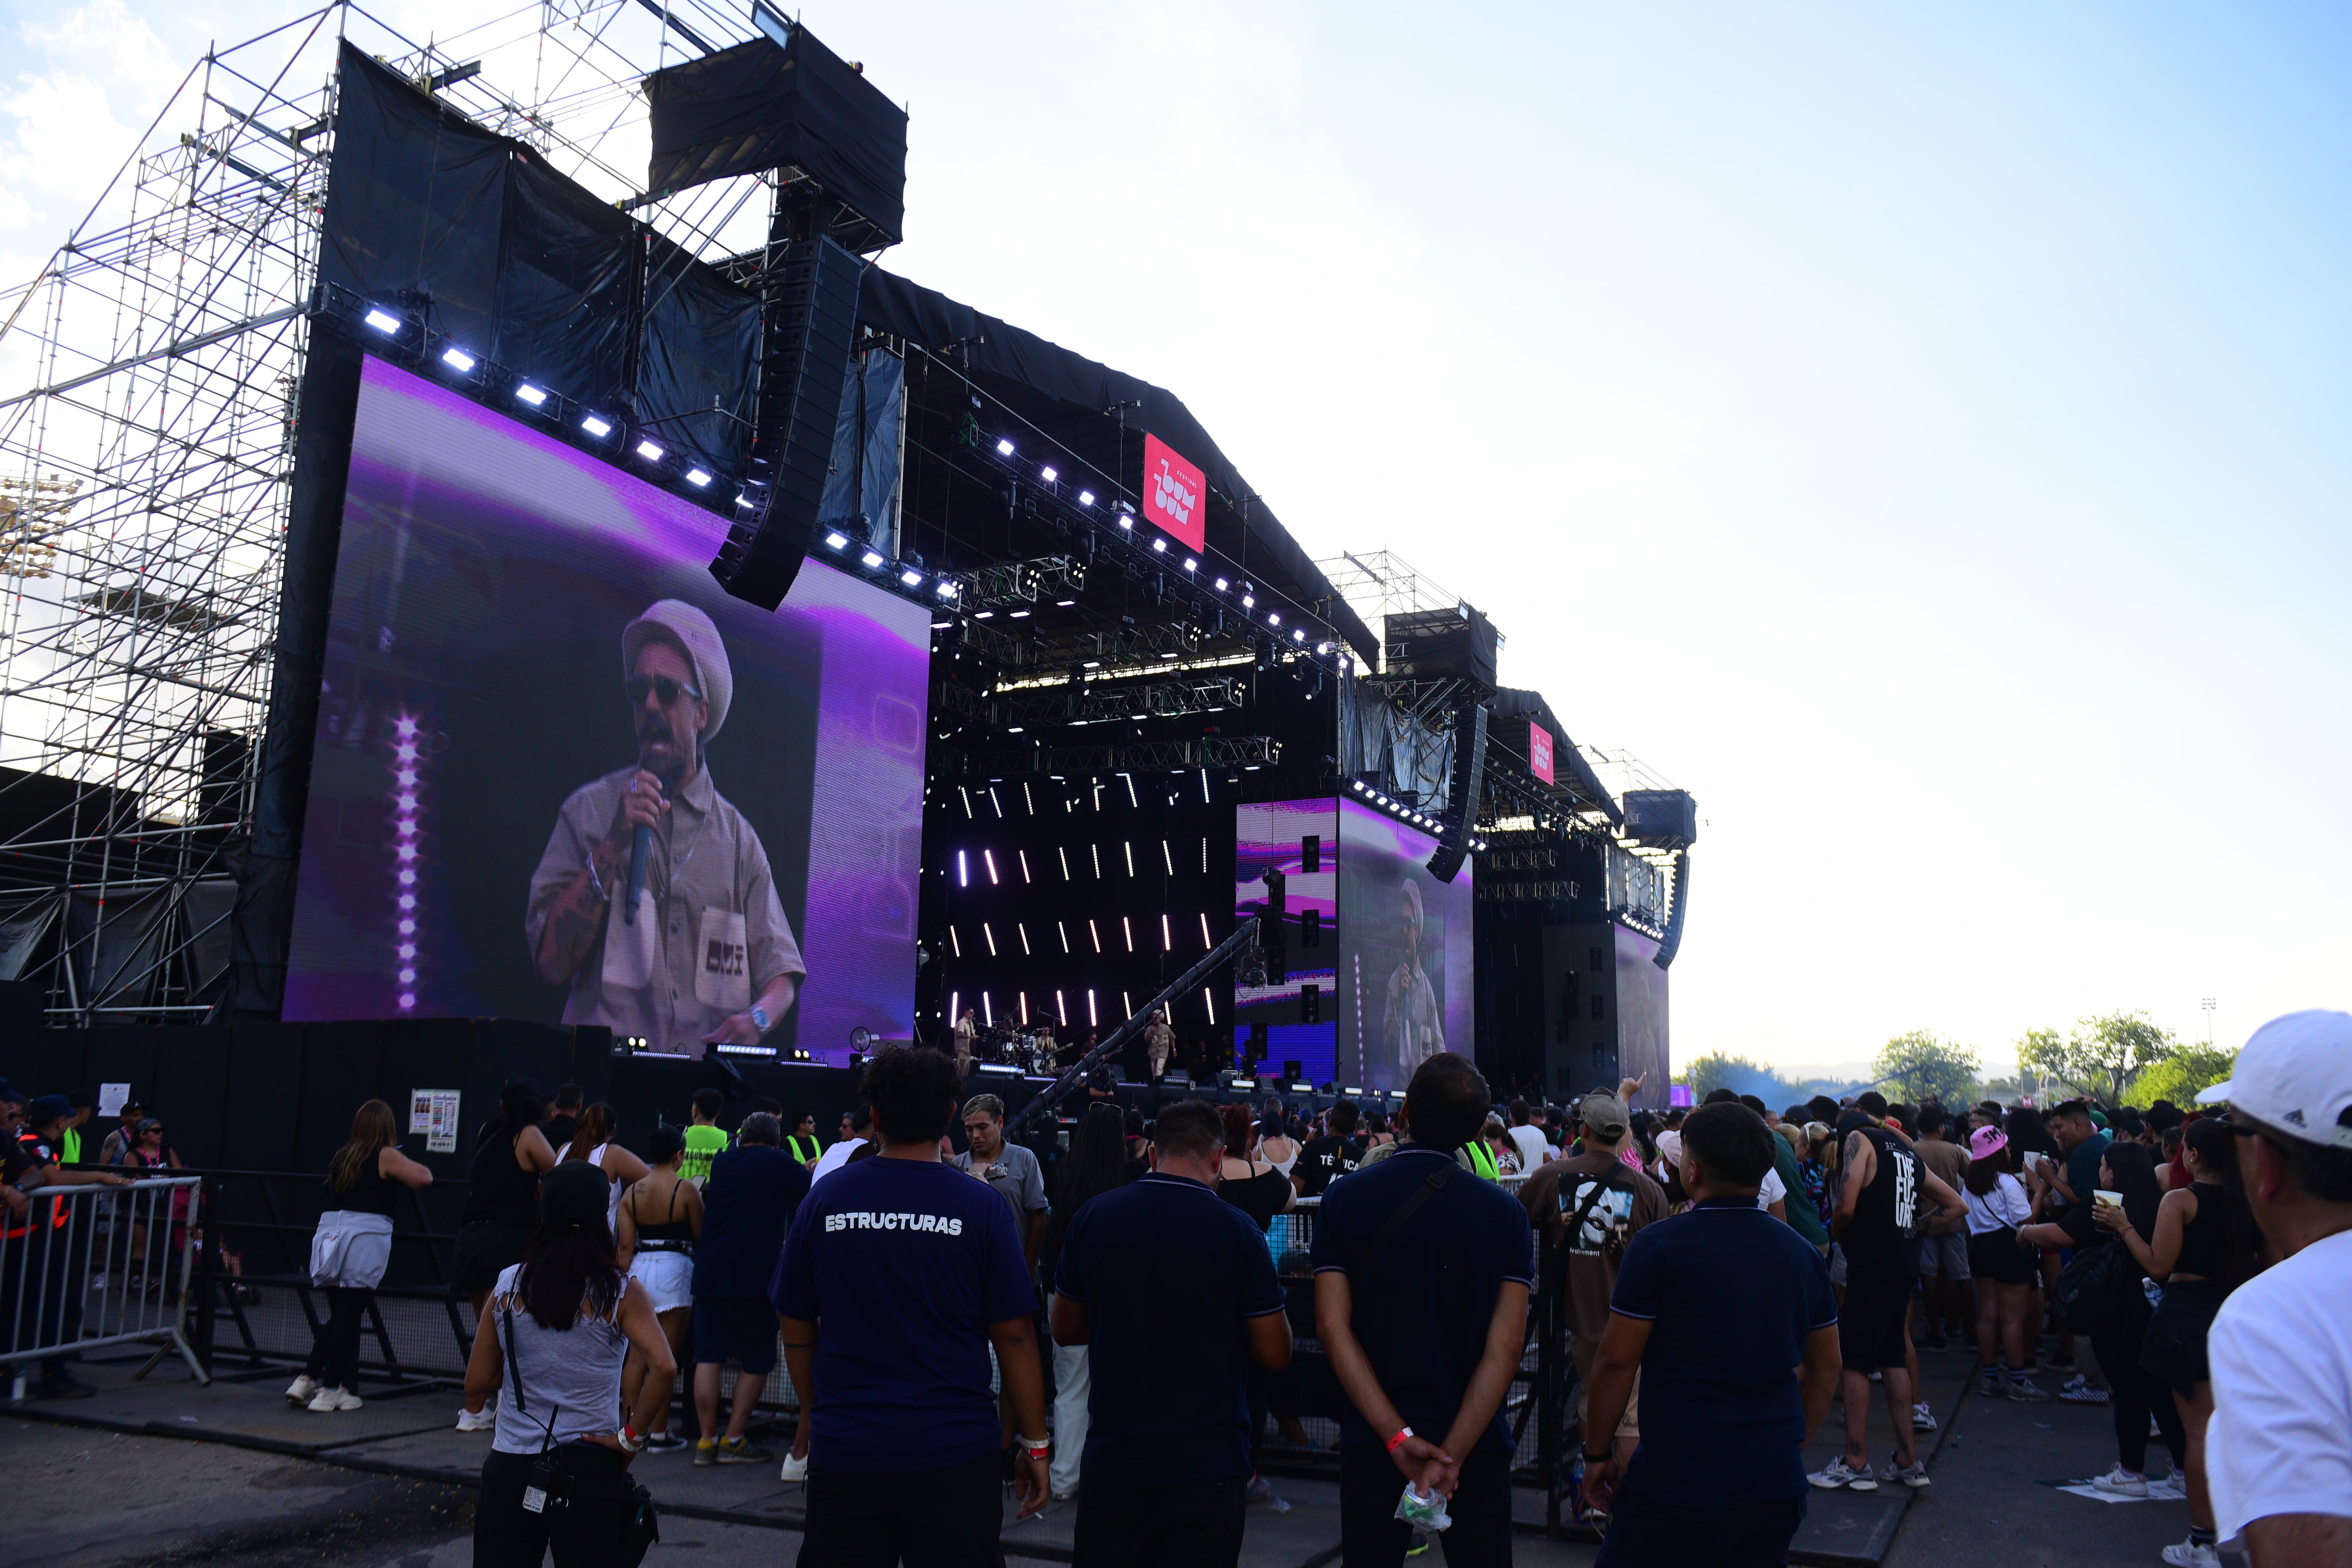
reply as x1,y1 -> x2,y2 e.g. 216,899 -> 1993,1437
623,822 -> 651,925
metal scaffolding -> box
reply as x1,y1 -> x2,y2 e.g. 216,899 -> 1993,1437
0,0 -> 780,1023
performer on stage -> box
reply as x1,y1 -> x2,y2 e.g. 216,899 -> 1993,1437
1383,877 -> 1443,1080
525,600 -> 803,1055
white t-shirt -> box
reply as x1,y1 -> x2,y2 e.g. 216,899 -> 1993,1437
808,1138 -> 862,1186
2206,1228 -> 2352,1544
1964,1173 -> 2033,1234
1755,1165 -> 1787,1212
1508,1125 -> 1550,1171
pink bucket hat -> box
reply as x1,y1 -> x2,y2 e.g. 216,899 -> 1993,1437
1967,1124 -> 2009,1161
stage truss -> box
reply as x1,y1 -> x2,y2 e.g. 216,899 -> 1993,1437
0,0 -> 791,1022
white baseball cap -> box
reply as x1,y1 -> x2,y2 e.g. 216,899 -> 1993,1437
2197,1009 -> 2352,1150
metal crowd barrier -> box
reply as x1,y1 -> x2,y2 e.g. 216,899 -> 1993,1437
1,1175 -> 208,1398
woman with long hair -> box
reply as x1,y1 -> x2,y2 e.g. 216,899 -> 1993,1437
561,1102 -> 652,1237
464,1162 -> 675,1566
2021,1140 -> 2187,1493
2099,1117 -> 2264,1566
289,1100 -> 433,1413
1959,1124 -> 2046,1401
614,1124 -> 701,1452
1038,1103 -> 1134,1502
1257,1099 -> 1300,1180
453,1083 -> 560,1353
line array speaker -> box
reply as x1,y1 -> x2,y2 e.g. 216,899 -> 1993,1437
1425,702 -> 1488,884
711,233 -> 864,609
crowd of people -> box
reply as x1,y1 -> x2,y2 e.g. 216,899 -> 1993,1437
7,1005 -> 2348,1568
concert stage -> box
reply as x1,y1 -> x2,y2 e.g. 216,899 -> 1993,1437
0,3 -> 1692,1116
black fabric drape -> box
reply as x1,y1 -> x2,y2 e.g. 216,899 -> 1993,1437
638,235 -> 761,469
493,154 -> 640,417
318,44 -> 507,351
646,29 -> 907,249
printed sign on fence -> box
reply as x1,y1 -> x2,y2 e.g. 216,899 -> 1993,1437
98,1082 -> 132,1118
411,1089 -> 463,1152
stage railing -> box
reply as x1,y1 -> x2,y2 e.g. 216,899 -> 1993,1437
2,1175 -> 208,1397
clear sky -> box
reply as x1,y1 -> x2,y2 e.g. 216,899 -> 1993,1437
5,2 -> 2345,1075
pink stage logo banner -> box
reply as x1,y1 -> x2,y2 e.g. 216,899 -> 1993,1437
1142,434 -> 1205,552
1528,721 -> 1555,785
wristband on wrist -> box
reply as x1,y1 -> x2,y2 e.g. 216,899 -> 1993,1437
617,1424 -> 647,1453
1385,1425 -> 1414,1454
1019,1434 -> 1050,1459
1581,1446 -> 1611,1465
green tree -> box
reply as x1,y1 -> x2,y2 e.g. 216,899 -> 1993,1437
1872,1029 -> 1981,1106
1677,1053 -> 1798,1104
2130,1043 -> 2235,1109
2068,1011 -> 2179,1106
2015,1027 -> 2067,1103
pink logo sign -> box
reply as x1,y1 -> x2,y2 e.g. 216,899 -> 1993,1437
1528,722 -> 1555,785
1142,434 -> 1205,553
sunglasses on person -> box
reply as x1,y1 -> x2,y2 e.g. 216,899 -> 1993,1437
625,674 -> 701,707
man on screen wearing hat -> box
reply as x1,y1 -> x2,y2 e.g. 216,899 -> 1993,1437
2196,1010 -> 2352,1568
526,599 -> 804,1056
1383,878 -> 1443,1083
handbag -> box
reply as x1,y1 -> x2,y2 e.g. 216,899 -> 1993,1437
2053,1239 -> 2135,1333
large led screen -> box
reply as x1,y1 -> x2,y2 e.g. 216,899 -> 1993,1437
1336,799 -> 1473,1093
1614,923 -> 1671,1099
1232,800 -> 1337,1081
285,357 -> 929,1059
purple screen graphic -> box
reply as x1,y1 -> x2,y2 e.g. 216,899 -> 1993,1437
285,357 -> 929,1059
1336,799 -> 1473,1093
1232,799 -> 1338,1080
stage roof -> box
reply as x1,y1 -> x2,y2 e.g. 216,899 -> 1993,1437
854,266 -> 1380,668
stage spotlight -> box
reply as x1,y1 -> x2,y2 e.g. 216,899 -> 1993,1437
1183,558 -> 1197,573
514,383 -> 548,407
974,610 -> 995,619
636,439 -> 665,462
900,567 -> 923,587
1318,641 -> 1333,653
1055,598 -> 1075,606
1079,491 -> 1096,506
440,346 -> 477,373
1267,612 -> 1280,626
1041,466 -> 1058,483
936,581 -> 959,598
1009,609 -> 1031,618
1293,629 -> 1307,642
1215,577 -> 1230,591
1241,594 -> 1255,609
997,439 -> 1016,456
684,468 -> 712,487
364,307 -> 403,334
1152,538 -> 1167,553
581,414 -> 612,438
861,549 -> 887,568
824,531 -> 850,550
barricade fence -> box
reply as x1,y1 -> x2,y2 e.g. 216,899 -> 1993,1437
2,1175 -> 207,1396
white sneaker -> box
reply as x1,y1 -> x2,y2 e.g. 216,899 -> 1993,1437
306,1385 -> 363,1413
1807,1458 -> 1879,1491
2161,1539 -> 2219,1567
284,1375 -> 316,1406
454,1406 -> 496,1432
1912,1402 -> 1938,1432
779,1452 -> 808,1482
2089,1464 -> 2147,1497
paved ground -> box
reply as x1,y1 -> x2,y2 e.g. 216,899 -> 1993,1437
0,1337 -> 2235,1568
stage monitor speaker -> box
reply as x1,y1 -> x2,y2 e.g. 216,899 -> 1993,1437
712,233 -> 864,609
1425,702 -> 1488,884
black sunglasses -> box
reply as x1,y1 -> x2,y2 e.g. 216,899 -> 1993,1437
625,674 -> 701,707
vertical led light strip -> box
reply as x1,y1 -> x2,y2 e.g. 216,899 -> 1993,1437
1017,850 -> 1031,884
1203,987 -> 1217,1025
957,850 -> 969,887
1160,839 -> 1174,875
1199,912 -> 1213,950
1123,841 -> 1135,877
982,992 -> 993,1027
1056,990 -> 1068,1026
1058,847 -> 1072,881
949,990 -> 959,1026
389,715 -> 426,1011
983,849 -> 999,885
1087,989 -> 1098,1027
982,922 -> 997,956
1058,921 -> 1071,953
1121,916 -> 1134,952
1018,992 -> 1029,1024
1089,919 -> 1102,953
1017,923 -> 1031,954
948,926 -> 961,957
1160,913 -> 1172,952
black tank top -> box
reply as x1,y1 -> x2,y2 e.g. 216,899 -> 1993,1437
631,1181 -> 694,1251
2174,1181 -> 2230,1280
331,1152 -> 400,1217
1843,1128 -> 1923,1278
461,1123 -> 540,1228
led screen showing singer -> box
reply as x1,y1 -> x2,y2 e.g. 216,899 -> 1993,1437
525,600 -> 803,1051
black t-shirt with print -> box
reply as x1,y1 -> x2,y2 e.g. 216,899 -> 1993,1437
1295,1135 -> 1361,1197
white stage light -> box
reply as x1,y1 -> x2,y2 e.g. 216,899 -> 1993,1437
684,468 -> 711,487
900,568 -> 923,586
824,531 -> 850,550
636,439 -> 664,462
997,439 -> 1016,455
514,383 -> 548,406
861,549 -> 887,568
440,347 -> 476,373
580,415 -> 612,438
363,308 -> 402,334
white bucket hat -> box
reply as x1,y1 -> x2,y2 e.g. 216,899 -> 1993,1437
620,599 -> 733,743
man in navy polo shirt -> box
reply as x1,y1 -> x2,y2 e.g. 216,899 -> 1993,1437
1581,1102 -> 1843,1567
1314,1053 -> 1534,1567
773,1047 -> 1049,1565
1051,1098 -> 1292,1564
